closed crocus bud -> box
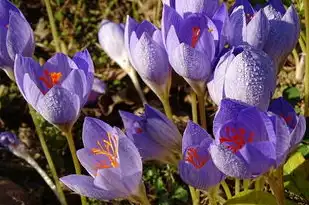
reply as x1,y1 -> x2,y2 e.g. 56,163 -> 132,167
61,117 -> 148,203
0,131 -> 19,148
207,45 -> 276,111
125,16 -> 171,100
268,97 -> 306,165
162,5 -> 218,95
98,20 -> 131,72
0,0 -> 35,81
209,99 -> 277,179
179,121 -> 224,190
120,104 -> 182,159
14,50 -> 94,130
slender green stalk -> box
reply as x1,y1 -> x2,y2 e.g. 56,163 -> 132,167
128,69 -> 147,105
189,186 -> 200,205
73,0 -> 83,28
299,37 -> 306,53
266,168 -> 285,205
235,179 -> 240,195
162,95 -> 173,120
191,91 -> 198,123
255,176 -> 265,191
29,107 -> 67,205
208,187 -> 218,205
64,129 -> 87,205
197,94 -> 207,129
243,179 -> 250,191
221,180 -> 232,199
44,0 -> 61,52
304,0 -> 309,116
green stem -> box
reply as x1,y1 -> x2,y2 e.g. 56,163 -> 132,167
208,186 -> 218,205
197,94 -> 207,129
299,37 -> 306,53
64,130 -> 87,205
29,107 -> 68,205
243,179 -> 250,191
221,180 -> 232,199
189,186 -> 200,205
255,176 -> 265,191
267,168 -> 285,205
235,179 -> 240,195
191,91 -> 198,123
44,0 -> 61,52
162,95 -> 173,120
304,0 -> 309,116
128,69 -> 147,105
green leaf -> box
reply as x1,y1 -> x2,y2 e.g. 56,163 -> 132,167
297,144 -> 309,158
283,152 -> 309,200
172,187 -> 188,202
282,87 -> 301,107
224,190 -> 277,205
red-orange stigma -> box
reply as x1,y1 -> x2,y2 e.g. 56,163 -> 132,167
39,69 -> 62,89
191,26 -> 201,48
135,127 -> 143,134
91,133 -> 119,170
220,127 -> 254,153
185,147 -> 208,169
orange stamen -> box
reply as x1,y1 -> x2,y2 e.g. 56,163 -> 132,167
220,127 -> 254,153
91,133 -> 119,169
185,147 -> 208,169
39,69 -> 62,89
191,26 -> 201,48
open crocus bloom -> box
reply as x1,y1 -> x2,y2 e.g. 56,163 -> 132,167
229,0 -> 300,71
14,50 -> 94,127
0,0 -> 35,80
207,45 -> 276,111
179,121 -> 224,190
61,117 -> 144,201
125,16 -> 171,99
209,99 -> 277,179
268,97 -> 306,165
119,104 -> 182,163
162,4 -> 218,95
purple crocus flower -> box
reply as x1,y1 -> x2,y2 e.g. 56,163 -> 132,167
125,16 -> 171,100
162,4 -> 218,95
162,0 -> 219,17
179,121 -> 224,190
119,104 -> 182,164
0,0 -> 35,80
60,117 -> 145,201
229,0 -> 300,71
268,97 -> 306,165
207,45 -> 276,111
87,77 -> 106,105
14,50 -> 94,128
0,131 -> 19,148
209,99 -> 277,179
98,20 -> 131,71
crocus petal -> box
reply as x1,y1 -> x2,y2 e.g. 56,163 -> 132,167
182,121 -> 212,152
72,49 -> 94,74
179,158 -> 224,190
268,0 -> 285,15
195,29 -> 215,61
162,5 -> 182,47
224,46 -> 276,111
289,116 -> 306,148
212,3 -> 228,36
60,175 -> 117,200
131,32 -> 170,85
162,0 -> 175,8
0,0 -> 20,25
231,0 -> 255,16
229,6 -> 246,46
263,5 -> 282,20
166,26 -> 180,55
43,53 -> 78,80
246,9 -> 269,49
82,117 -> 114,149
170,43 -> 211,81
0,27 -> 12,68
135,20 -> 157,38
36,86 -> 80,125
124,16 -> 139,63
209,143 -> 251,178
92,78 -> 106,94
175,0 -> 219,17
23,74 -> 43,108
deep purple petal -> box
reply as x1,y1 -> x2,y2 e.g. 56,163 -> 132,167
82,117 -> 114,149
209,143 -> 251,178
268,0 -> 285,15
36,86 -> 80,125
179,159 -> 224,190
135,20 -> 157,38
212,3 -> 228,35
182,121 -> 212,153
195,29 -> 215,61
162,5 -> 182,47
124,16 -> 139,63
231,0 -> 255,16
6,11 -> 34,62
0,27 -> 12,68
0,131 -> 19,148
72,49 -> 94,73
60,175 -> 117,200
152,30 -> 164,48
229,6 -> 246,46
246,10 -> 269,49
0,0 -> 21,26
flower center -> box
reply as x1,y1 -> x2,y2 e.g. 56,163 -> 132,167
39,69 -> 62,89
191,26 -> 201,48
91,132 -> 119,169
185,147 -> 209,169
220,126 -> 254,153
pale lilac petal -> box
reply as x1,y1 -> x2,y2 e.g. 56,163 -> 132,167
162,5 -> 182,46
23,74 -> 43,108
72,49 -> 94,73
290,116 -> 306,148
166,25 -> 180,55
